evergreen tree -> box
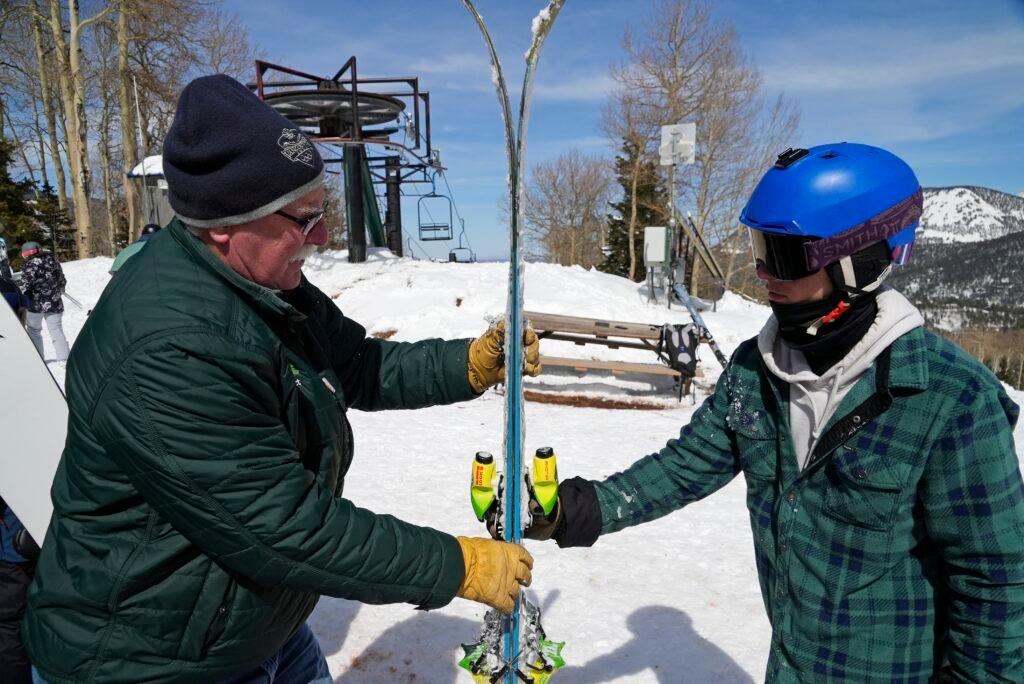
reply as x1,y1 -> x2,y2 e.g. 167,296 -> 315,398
0,136 -> 42,268
598,138 -> 669,282
0,136 -> 73,267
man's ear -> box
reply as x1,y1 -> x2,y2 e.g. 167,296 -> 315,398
205,227 -> 232,245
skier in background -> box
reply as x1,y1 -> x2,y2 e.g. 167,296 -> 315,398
109,223 -> 162,275
1,270 -> 29,323
18,241 -> 70,361
522,144 -> 1024,682
23,75 -> 539,684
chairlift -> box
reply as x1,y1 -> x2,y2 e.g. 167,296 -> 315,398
417,175 -> 453,241
448,220 -> 476,263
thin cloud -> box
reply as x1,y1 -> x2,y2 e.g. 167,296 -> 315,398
410,53 -> 490,76
534,74 -> 615,101
763,27 -> 1024,92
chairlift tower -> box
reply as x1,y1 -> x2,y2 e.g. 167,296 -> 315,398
252,58 -> 441,262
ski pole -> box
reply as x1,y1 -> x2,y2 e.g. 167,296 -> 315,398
62,292 -> 84,310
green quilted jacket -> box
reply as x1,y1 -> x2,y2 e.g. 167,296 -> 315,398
594,328 -> 1024,683
23,220 -> 477,683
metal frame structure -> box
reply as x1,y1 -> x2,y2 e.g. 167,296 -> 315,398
252,58 -> 439,183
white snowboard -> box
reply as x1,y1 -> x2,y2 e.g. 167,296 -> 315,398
0,302 -> 65,544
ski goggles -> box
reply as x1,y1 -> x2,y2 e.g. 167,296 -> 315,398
748,229 -> 819,281
749,188 -> 925,280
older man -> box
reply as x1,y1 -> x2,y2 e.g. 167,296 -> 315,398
23,75 -> 537,683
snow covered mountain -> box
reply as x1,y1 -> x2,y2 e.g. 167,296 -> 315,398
888,186 -> 1024,330
918,186 -> 1024,243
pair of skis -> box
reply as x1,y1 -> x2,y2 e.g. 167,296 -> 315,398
457,2 -> 566,683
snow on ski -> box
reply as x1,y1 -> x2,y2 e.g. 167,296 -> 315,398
458,2 -> 566,682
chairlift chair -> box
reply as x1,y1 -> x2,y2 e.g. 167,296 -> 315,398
417,176 -> 453,242
448,218 -> 476,263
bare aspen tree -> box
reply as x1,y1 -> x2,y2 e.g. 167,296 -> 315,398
116,0 -> 141,238
29,1 -> 68,211
608,0 -> 798,295
43,0 -> 113,257
95,17 -> 120,254
523,148 -> 612,268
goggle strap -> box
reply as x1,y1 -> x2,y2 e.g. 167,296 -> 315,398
839,256 -> 857,289
837,262 -> 893,297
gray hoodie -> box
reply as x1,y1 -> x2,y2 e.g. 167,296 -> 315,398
757,288 -> 925,469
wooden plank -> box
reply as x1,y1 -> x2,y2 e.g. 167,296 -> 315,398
538,332 -> 653,352
525,310 -> 662,340
540,354 -> 680,378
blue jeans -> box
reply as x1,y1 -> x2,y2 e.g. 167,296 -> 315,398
33,623 -> 331,684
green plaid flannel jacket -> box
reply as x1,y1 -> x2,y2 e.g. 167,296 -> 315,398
594,327 -> 1024,683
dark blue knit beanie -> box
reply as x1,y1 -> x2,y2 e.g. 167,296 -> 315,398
163,74 -> 325,228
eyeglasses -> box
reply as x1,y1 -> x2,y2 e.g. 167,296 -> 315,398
274,200 -> 328,236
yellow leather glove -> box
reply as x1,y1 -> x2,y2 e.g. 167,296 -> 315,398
467,320 -> 541,393
455,536 -> 533,614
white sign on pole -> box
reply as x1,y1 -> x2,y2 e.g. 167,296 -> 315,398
659,123 -> 696,166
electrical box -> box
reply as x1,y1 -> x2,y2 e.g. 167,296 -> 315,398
643,226 -> 671,266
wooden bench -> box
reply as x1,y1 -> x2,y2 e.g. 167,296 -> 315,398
525,311 -> 662,353
525,311 -> 694,398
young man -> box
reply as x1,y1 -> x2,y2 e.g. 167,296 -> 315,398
18,241 -> 70,361
23,75 -> 538,683
526,144 -> 1024,682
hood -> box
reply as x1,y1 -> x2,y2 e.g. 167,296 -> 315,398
758,288 -> 923,387
757,288 -> 925,468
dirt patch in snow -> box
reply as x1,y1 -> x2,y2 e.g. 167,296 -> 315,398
372,329 -> 397,340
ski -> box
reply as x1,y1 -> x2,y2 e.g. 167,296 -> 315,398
459,2 -> 566,682
680,214 -> 725,284
673,283 -> 729,368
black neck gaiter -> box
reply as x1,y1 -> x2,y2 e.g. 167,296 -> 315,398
770,292 -> 878,375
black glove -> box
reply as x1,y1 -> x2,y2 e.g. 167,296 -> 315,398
481,475 -> 602,548
14,527 -> 40,562
525,476 -> 602,548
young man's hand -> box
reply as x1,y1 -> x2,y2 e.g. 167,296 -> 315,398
467,320 -> 541,393
523,472 -> 564,541
455,536 -> 533,613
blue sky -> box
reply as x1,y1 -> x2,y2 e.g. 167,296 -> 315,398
225,0 -> 1024,260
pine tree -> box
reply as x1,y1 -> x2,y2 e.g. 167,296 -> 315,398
598,138 -> 669,282
0,136 -> 74,267
0,136 -> 42,268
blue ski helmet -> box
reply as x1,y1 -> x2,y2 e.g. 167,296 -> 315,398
739,143 -> 922,291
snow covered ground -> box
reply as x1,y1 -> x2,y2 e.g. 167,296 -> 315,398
42,250 -> 1024,683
